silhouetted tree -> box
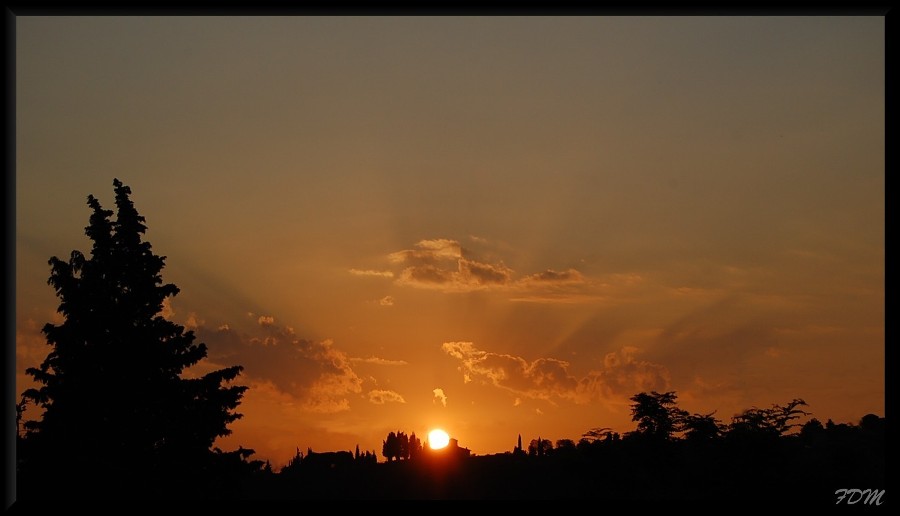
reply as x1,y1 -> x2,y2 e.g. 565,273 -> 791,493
581,426 -> 614,443
513,434 -> 526,456
553,439 -> 578,458
383,431 -> 400,462
17,179 -> 249,499
728,398 -> 809,441
281,447 -> 304,475
629,391 -> 687,441
859,413 -> 884,435
399,431 -> 410,460
408,432 -> 423,460
528,437 -> 553,457
800,418 -> 825,446
681,412 -> 723,443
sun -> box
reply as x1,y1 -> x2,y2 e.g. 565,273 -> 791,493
428,429 -> 450,450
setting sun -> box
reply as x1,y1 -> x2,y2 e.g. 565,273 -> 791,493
428,429 -> 450,450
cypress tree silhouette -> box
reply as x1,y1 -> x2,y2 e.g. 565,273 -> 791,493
18,179 -> 249,499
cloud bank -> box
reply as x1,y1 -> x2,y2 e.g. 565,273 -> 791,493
442,342 -> 670,403
196,317 -> 406,414
356,238 -> 590,296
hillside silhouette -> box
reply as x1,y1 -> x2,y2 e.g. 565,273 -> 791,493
13,180 -> 885,503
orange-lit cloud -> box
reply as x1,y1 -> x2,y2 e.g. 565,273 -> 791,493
378,296 -> 394,307
367,389 -> 406,405
365,238 -> 597,296
432,388 -> 448,407
184,313 -> 203,330
197,323 -> 364,414
575,347 -> 672,400
388,239 -> 513,292
161,297 -> 175,320
350,356 -> 408,366
349,268 -> 395,278
518,268 -> 585,285
442,342 -> 670,404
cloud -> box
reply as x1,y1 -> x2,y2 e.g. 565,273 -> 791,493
386,239 -> 514,292
197,323 -> 363,414
458,258 -> 513,285
388,239 -> 461,265
356,238 -> 609,300
518,268 -> 585,285
433,388 -> 448,407
350,356 -> 408,366
161,297 -> 175,320
576,346 -> 672,400
367,389 -> 407,405
379,296 -> 394,307
354,238 -> 660,306
442,342 -> 670,404
178,312 -> 204,330
349,268 -> 395,278
257,315 -> 275,326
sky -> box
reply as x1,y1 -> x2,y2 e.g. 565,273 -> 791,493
15,16 -> 884,468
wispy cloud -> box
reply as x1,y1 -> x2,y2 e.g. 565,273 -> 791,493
518,268 -> 585,285
349,268 -> 395,278
378,296 -> 394,307
366,238 -> 599,296
367,389 -> 407,405
442,342 -> 670,403
367,238 -> 666,306
350,356 -> 408,366
433,388 -> 448,407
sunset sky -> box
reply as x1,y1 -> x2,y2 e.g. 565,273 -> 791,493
15,16 -> 884,468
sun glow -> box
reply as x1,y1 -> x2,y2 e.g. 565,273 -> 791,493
428,429 -> 450,450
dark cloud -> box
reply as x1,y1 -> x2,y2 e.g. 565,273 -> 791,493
519,268 -> 585,284
385,238 -> 515,292
197,323 -> 363,413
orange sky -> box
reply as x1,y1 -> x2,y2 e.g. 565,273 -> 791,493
15,16 -> 884,468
